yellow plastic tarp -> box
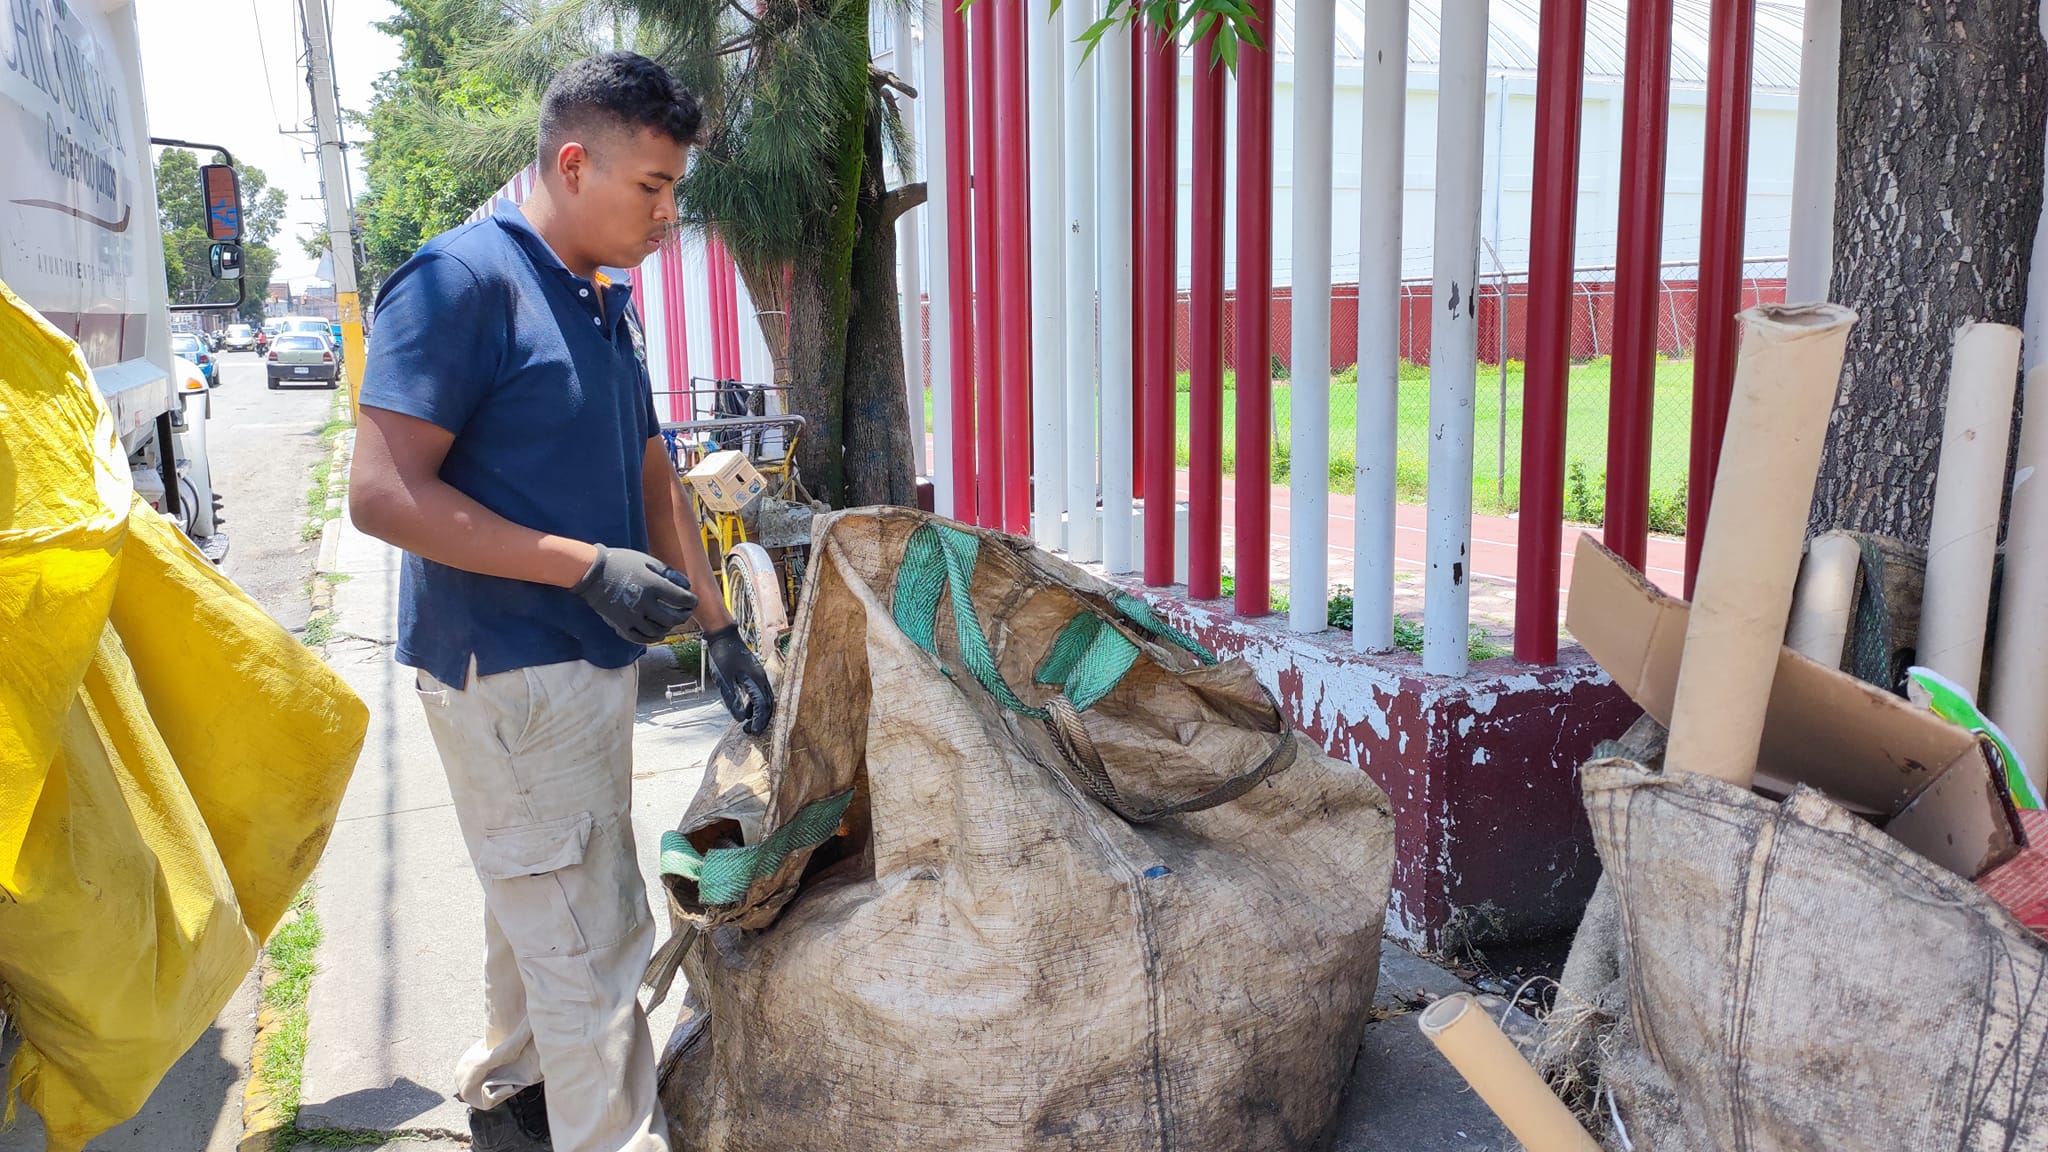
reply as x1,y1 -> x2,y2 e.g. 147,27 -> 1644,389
0,279 -> 367,1151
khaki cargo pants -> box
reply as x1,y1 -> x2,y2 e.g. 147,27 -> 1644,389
416,657 -> 669,1152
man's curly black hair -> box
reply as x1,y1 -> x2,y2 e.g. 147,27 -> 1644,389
537,51 -> 702,165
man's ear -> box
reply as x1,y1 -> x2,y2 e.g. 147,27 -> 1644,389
557,140 -> 590,193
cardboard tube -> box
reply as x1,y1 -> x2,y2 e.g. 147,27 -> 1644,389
1786,531 -> 1861,669
1923,322 -> 2022,700
1666,304 -> 1857,787
1989,362 -> 2048,799
1418,994 -> 1601,1152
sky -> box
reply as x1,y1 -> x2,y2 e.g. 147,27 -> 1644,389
136,0 -> 403,284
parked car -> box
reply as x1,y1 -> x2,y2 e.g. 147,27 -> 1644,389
267,334 -> 339,387
170,332 -> 214,384
222,323 -> 256,351
278,316 -> 341,361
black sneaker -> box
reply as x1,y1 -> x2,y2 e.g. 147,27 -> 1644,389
469,1082 -> 552,1152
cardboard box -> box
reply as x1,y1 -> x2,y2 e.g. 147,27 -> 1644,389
1567,533 -> 2023,880
687,450 -> 766,513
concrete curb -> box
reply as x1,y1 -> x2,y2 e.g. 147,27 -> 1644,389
235,921 -> 298,1152
239,413 -> 356,1152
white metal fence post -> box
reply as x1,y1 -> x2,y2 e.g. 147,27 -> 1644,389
1063,0 -> 1100,562
1423,0 -> 1491,677
1354,0 -> 1406,652
1786,0 -> 1839,304
1028,0 -> 1066,547
895,3 -> 928,479
923,0 -> 956,516
1289,0 -> 1336,635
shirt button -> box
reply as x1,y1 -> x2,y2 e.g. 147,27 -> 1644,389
579,288 -> 589,297
592,316 -> 601,325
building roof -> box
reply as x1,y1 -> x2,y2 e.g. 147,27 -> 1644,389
1287,0 -> 1807,91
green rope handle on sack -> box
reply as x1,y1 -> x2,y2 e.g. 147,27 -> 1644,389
658,788 -> 856,906
1110,592 -> 1218,666
893,522 -> 1217,719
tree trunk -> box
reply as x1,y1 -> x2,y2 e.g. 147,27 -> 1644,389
781,0 -> 872,509
1807,0 -> 2048,544
840,91 -> 919,508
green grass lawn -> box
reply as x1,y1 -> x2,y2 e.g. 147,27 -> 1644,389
923,356 -> 1697,530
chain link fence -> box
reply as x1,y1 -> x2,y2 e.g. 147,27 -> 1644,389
916,257 -> 1789,537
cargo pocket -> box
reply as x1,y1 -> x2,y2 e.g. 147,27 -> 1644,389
475,811 -> 605,1003
476,811 -> 594,881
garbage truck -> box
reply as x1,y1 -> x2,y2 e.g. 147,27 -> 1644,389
2,0 -> 243,560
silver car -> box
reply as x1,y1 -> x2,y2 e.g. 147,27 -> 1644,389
266,333 -> 339,388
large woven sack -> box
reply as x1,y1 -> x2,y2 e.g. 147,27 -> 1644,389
1544,729 -> 2048,1151
651,508 -> 1396,1151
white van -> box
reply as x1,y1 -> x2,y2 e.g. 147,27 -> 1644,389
1,0 -> 228,552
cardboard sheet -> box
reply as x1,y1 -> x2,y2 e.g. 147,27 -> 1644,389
1568,533 -> 2021,879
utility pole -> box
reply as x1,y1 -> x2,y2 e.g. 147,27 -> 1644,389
299,0 -> 365,407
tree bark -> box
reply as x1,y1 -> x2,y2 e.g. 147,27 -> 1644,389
1808,0 -> 2048,544
840,90 -> 919,508
783,0 -> 872,508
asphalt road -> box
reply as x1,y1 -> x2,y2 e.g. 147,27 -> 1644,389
0,349 -> 340,1152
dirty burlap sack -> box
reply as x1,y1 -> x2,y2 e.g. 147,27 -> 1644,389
1540,719 -> 2048,1150
648,508 -> 1395,1150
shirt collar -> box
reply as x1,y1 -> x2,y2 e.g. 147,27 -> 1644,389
493,202 -> 635,315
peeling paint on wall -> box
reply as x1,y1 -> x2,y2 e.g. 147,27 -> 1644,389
1117,583 -> 1640,949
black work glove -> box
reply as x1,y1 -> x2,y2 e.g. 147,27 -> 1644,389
705,623 -> 775,735
571,544 -> 698,644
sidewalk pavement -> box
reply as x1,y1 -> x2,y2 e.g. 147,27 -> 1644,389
296,511 -> 1511,1148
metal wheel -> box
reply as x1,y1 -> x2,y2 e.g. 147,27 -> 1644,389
722,542 -> 790,660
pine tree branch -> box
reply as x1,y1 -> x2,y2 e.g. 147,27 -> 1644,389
871,66 -> 919,100
881,182 -> 927,224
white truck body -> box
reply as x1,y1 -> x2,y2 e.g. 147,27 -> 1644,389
2,0 -> 218,539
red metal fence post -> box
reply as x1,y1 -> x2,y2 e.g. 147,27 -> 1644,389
1131,30 -> 1147,504
997,0 -> 1033,535
1189,29 -> 1226,600
1234,0 -> 1274,617
1141,20 -> 1179,585
1602,0 -> 1674,571
970,0 -> 1004,527
1514,0 -> 1589,664
1687,0 -> 1758,595
944,0 -> 977,525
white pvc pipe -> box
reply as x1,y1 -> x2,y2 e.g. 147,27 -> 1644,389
1990,363 -> 2048,800
1921,322 -> 2022,700
1062,0 -> 1100,562
1099,18 -> 1136,574
1028,0 -> 1066,549
1423,0 -> 1491,676
895,4 -> 928,479
1786,0 -> 1839,303
923,0 -> 955,517
1354,0 -> 1407,653
1785,531 -> 1860,669
1289,0 -> 1336,635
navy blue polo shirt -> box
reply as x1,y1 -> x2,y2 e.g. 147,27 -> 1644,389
360,203 -> 662,687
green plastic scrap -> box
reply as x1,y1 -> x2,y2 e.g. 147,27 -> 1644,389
1905,665 -> 2044,811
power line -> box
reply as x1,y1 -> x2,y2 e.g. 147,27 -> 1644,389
250,0 -> 289,133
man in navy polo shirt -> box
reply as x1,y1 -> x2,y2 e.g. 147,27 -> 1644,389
349,53 -> 771,1152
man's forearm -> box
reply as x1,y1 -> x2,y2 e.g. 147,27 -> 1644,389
355,475 -> 596,589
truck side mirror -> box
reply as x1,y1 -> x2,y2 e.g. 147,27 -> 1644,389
209,242 -> 244,281
201,163 -> 243,242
